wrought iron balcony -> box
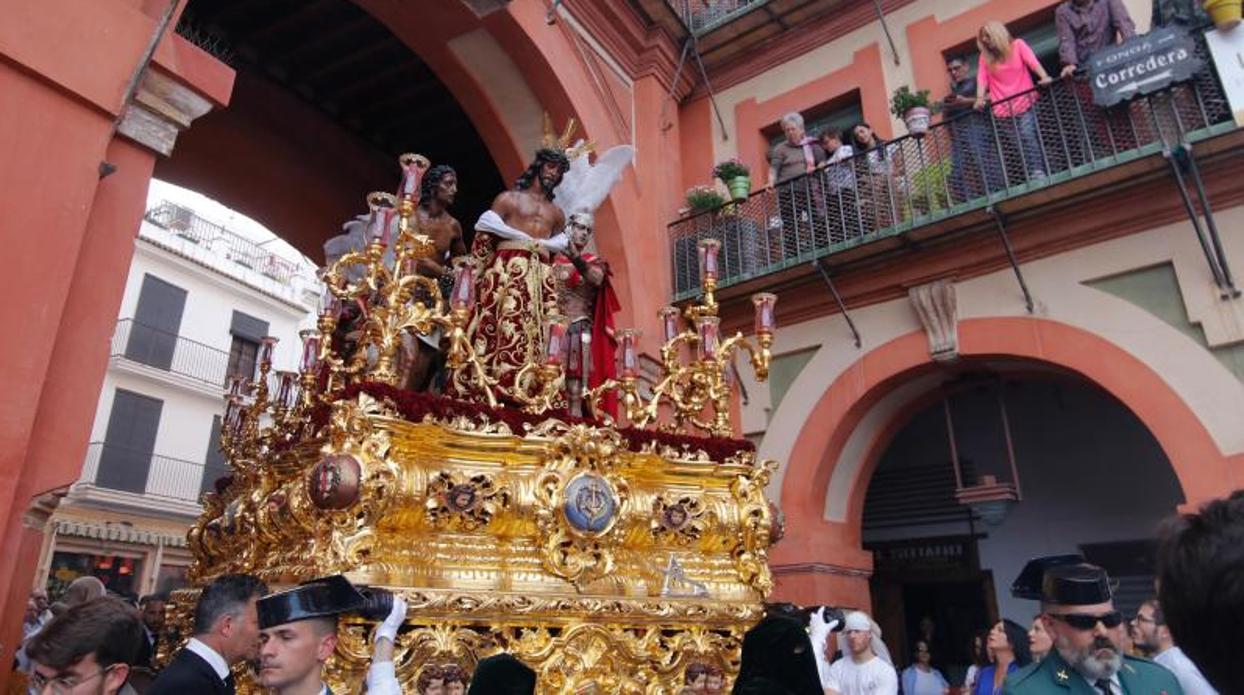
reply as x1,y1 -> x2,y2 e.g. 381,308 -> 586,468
79,442 -> 207,504
665,0 -> 772,35
145,201 -> 298,284
112,319 -> 234,387
669,70 -> 1233,301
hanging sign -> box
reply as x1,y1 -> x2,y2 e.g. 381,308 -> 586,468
1089,27 -> 1203,107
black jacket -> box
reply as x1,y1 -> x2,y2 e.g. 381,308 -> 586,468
147,648 -> 233,695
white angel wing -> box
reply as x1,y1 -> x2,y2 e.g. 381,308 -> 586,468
553,142 -> 635,219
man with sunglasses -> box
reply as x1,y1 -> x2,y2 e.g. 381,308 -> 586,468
1004,561 -> 1182,695
25,596 -> 144,695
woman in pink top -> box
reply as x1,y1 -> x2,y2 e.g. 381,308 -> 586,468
973,21 -> 1053,180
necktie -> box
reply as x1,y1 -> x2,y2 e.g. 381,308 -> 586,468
1096,679 -> 1113,695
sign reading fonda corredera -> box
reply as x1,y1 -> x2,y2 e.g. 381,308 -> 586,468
1090,27 -> 1203,107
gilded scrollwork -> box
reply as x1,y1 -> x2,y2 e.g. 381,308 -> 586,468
425,471 -> 510,531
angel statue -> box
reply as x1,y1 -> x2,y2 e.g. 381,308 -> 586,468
550,139 -> 634,418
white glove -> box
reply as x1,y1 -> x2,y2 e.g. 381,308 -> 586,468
374,594 -> 407,644
809,608 -> 838,688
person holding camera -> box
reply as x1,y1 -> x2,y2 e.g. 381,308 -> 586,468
253,574 -> 406,695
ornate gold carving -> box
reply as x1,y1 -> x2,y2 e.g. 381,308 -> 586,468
425,472 -> 510,531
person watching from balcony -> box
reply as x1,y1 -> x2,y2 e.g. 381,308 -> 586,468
849,123 -> 905,230
817,129 -> 860,243
768,112 -> 826,259
974,21 -> 1053,181
1055,0 -> 1135,79
767,111 -> 825,188
944,55 -> 1000,200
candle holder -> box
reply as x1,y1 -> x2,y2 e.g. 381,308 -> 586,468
586,262 -> 776,438
511,314 -> 568,413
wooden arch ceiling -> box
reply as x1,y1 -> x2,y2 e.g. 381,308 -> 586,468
174,0 -> 504,236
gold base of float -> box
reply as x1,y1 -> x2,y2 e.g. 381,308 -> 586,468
173,390 -> 776,693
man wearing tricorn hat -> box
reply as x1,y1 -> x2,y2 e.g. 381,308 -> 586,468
255,575 -> 405,695
1005,558 -> 1182,695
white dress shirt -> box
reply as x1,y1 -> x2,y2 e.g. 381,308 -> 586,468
1155,646 -> 1218,695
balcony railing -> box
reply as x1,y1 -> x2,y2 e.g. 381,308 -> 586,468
112,319 -> 234,388
144,201 -> 298,284
666,0 -> 770,35
79,442 -> 207,504
670,69 -> 1233,300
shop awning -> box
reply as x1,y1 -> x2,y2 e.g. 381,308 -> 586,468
53,519 -> 188,548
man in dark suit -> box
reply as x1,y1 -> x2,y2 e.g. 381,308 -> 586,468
135,593 -> 167,670
148,574 -> 268,695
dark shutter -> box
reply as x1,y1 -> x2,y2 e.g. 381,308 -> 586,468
125,275 -> 187,370
230,311 -> 269,342
97,389 -> 163,494
201,416 -> 228,496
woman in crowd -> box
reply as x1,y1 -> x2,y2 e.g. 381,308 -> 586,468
900,640 -> 949,695
973,619 -> 1032,695
1028,615 -> 1053,662
817,128 -> 861,243
973,20 -> 1053,182
963,629 -> 991,693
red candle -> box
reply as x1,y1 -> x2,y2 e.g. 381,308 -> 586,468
276,371 -> 296,409
299,330 -> 320,372
450,258 -> 476,311
397,154 -> 426,202
258,336 -> 278,369
320,285 -> 341,319
225,396 -> 243,433
618,329 -> 641,379
545,317 -> 568,367
228,375 -> 246,398
752,292 -> 777,334
697,238 -> 721,282
365,208 -> 387,246
697,317 -> 720,360
567,329 -> 582,376
658,306 -> 681,343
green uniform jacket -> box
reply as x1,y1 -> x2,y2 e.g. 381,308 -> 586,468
1002,651 -> 1184,695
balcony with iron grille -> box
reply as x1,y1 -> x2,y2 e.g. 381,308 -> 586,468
73,442 -> 209,517
110,319 -> 236,397
668,69 -> 1239,312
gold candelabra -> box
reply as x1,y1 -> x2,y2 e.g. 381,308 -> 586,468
588,238 -> 776,438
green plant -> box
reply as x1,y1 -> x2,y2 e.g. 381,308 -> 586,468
890,85 -> 932,119
685,185 -> 726,213
712,158 -> 750,181
908,158 -> 953,216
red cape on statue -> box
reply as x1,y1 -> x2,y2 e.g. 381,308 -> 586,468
555,254 -> 621,419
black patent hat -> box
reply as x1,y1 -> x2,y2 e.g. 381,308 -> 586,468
1011,555 -> 1085,600
1042,563 -> 1114,605
257,574 -> 365,629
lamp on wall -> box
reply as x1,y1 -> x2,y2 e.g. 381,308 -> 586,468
944,379 -> 1023,526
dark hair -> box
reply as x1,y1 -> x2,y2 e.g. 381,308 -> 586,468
418,665 -> 444,690
946,55 -> 967,66
26,597 -> 143,671
912,639 -> 930,658
419,164 -> 457,208
192,574 -> 267,636
1157,490 -> 1244,695
139,593 -> 168,607
514,148 -> 570,200
441,663 -> 469,685
819,128 -> 843,143
999,618 -> 1033,667
850,123 -> 886,155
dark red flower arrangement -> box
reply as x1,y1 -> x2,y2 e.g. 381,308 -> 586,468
320,381 -> 756,462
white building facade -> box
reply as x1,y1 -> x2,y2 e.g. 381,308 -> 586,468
34,200 -> 320,600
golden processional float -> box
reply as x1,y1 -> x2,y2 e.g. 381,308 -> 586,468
175,152 -> 782,693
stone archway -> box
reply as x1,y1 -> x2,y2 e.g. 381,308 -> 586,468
770,317 -> 1244,607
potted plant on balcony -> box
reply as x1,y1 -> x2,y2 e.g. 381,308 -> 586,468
713,158 -> 752,200
891,85 -> 933,137
1204,0 -> 1242,30
685,184 -> 727,214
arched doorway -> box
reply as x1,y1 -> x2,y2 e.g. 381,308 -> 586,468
770,318 -> 1243,612
162,0 -> 507,260
859,368 -> 1181,680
